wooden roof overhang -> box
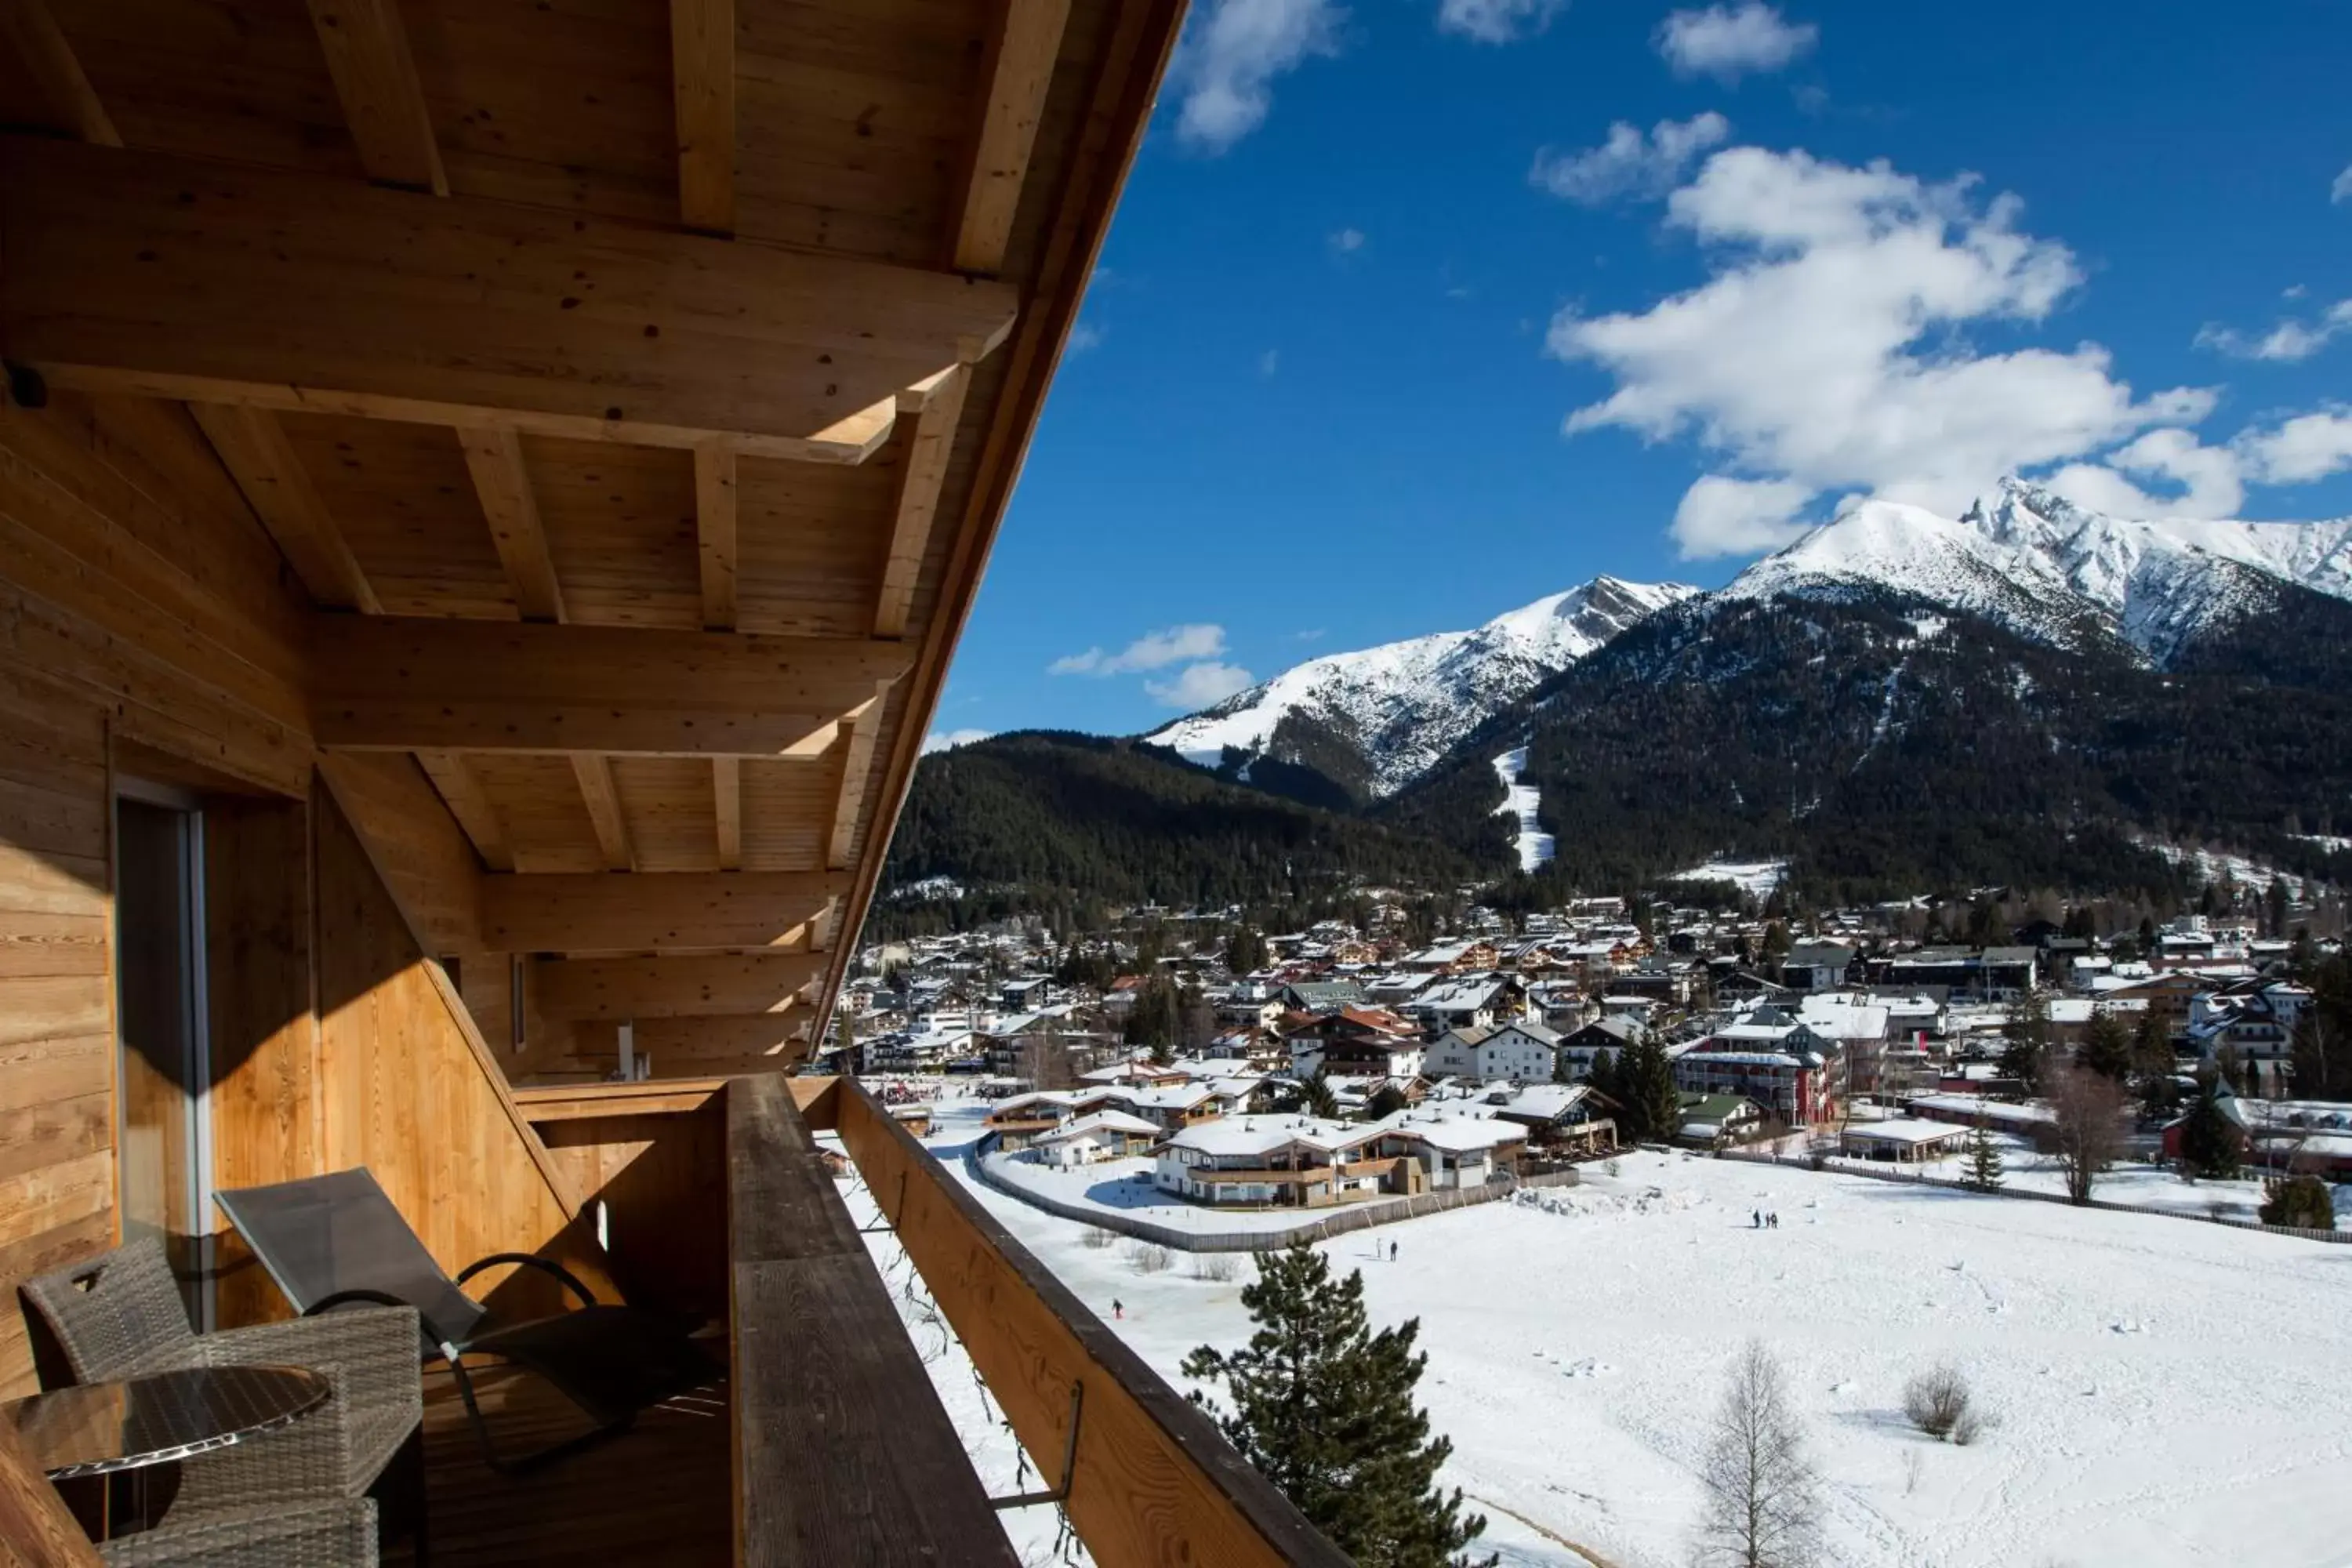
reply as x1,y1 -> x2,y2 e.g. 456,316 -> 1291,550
0,0 -> 1183,1066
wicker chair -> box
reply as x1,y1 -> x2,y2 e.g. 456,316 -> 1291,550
20,1238 -> 421,1550
98,1497 -> 379,1568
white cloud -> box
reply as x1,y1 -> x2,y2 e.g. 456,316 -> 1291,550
1531,113 -> 1730,204
1438,0 -> 1565,45
1552,146 -> 2215,539
920,728 -> 992,754
2333,164 -> 2352,205
1049,624 -> 1229,677
1259,348 -> 1281,376
1067,321 -> 1105,352
1293,627 -> 1327,641
1655,2 -> 1817,82
1670,474 -> 1815,557
1172,0 -> 1341,154
1329,227 -> 1366,252
2195,298 -> 2352,362
1145,661 -> 1258,709
2238,409 -> 2352,485
2045,428 -> 2246,520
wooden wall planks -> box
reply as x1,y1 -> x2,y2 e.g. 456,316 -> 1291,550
0,658 -> 113,1398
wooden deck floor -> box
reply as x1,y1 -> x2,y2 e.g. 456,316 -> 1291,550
389,1359 -> 732,1566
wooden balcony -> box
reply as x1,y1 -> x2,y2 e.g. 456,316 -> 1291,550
404,1073 -> 1355,1566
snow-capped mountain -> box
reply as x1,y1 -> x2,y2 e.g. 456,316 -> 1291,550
1726,479 -> 2352,663
1145,576 -> 1699,797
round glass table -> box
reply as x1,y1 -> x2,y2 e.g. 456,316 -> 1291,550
5,1364 -> 332,1479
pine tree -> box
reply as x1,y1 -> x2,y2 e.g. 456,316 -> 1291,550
2076,1011 -> 2133,1082
1998,990 -> 2050,1091
1610,1037 -> 1682,1145
2176,1074 -> 2245,1181
1182,1246 -> 1496,1568
1962,1116 -> 2004,1191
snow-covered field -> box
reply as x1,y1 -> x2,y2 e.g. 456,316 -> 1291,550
891,1119 -> 2352,1568
1667,858 -> 1789,898
1806,1133 -> 2350,1229
1492,747 -> 1555,873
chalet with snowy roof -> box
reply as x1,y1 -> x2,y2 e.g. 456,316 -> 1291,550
1427,1020 -> 1563,1083
1152,1117 -> 1395,1207
1411,975 -> 1523,1033
2187,982 -> 2312,1096
1839,1118 -> 1971,1163
1558,1016 -> 1645,1080
1281,978 -> 1369,1013
1286,1006 -> 1426,1080
1676,1093 -> 1764,1149
1779,942 -> 1860,991
1488,1083 -> 1619,1155
1030,1110 -> 1162,1170
1366,1112 -> 1529,1190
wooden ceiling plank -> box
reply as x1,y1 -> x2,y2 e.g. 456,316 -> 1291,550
415,750 -> 514,872
477,869 -> 851,953
713,754 -> 742,870
533,951 -> 820,1021
188,403 -> 383,615
873,365 -> 968,638
303,0 -> 448,196
949,0 -> 1074,275
0,137 -> 1020,461
669,0 -> 735,234
310,615 -> 912,757
0,0 -> 121,145
695,444 -> 739,630
457,426 -> 568,623
570,755 -> 635,871
826,690 -> 887,871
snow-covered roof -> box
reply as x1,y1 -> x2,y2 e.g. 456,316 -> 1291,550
1036,1109 -> 1161,1144
1489,1083 -> 1599,1123
1161,1116 -> 1374,1159
1842,1118 -> 1970,1146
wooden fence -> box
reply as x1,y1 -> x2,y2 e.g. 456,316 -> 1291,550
1714,1148 -> 2349,1243
967,1135 -> 1583,1253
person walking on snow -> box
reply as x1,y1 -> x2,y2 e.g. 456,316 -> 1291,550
1751,1208 -> 1761,1229
1389,1240 -> 1399,1263
1112,1298 -> 1123,1320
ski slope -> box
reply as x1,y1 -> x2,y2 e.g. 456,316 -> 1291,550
1492,746 -> 1555,873
912,1110 -> 2352,1568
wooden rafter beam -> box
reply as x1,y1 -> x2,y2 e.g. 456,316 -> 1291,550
712,755 -> 742,870
0,137 -> 1020,462
827,688 -> 888,870
457,427 -> 567,622
873,367 -> 968,638
532,952 -> 822,1020
571,756 -> 635,871
188,403 -> 382,614
303,0 -> 448,196
949,0 -> 1073,274
695,445 -> 739,631
310,615 -> 912,757
316,752 -> 485,953
669,0 -> 735,234
414,750 -> 514,872
0,0 -> 120,145
478,870 -> 850,953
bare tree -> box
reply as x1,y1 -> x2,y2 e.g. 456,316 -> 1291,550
2042,1066 -> 2126,1205
1697,1340 -> 1821,1568
1018,1030 -> 1075,1091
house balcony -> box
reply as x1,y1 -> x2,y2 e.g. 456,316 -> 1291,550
372,1073 -> 1356,1566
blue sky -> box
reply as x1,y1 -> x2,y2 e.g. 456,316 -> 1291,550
927,0 -> 2352,747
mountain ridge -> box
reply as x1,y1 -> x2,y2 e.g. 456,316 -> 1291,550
1145,574 -> 1699,800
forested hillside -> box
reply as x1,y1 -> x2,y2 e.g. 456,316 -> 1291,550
878,731 -> 1485,931
1385,589 -> 2352,906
